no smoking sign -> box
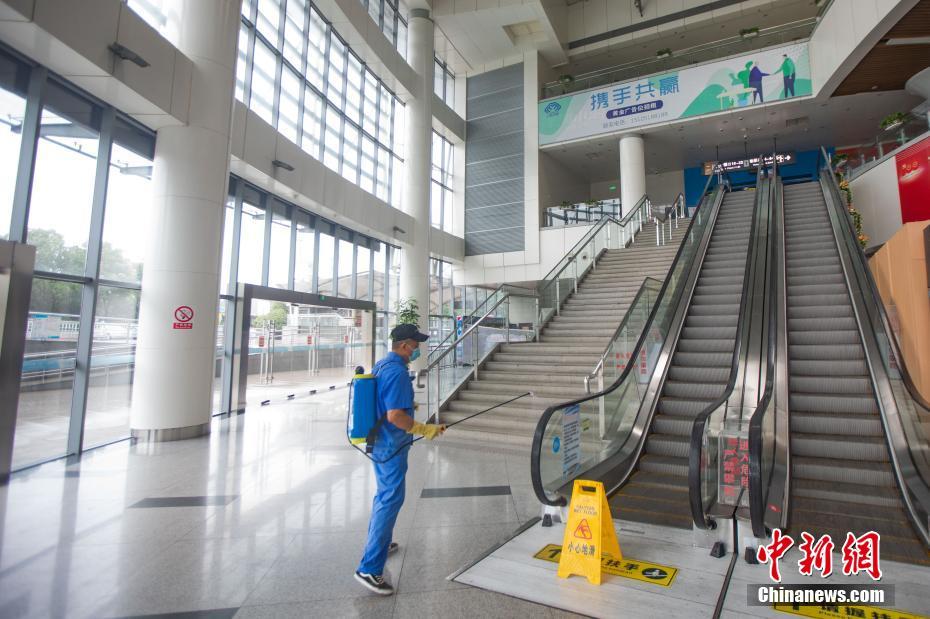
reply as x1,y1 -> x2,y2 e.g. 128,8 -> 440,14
173,305 -> 194,330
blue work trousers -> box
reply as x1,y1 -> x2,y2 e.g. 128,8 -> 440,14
358,445 -> 409,575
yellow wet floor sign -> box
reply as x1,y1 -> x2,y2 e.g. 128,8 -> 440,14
535,544 -> 678,586
774,603 -> 927,619
557,480 -> 623,585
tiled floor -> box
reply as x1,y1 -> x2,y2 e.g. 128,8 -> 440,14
0,389 -> 581,619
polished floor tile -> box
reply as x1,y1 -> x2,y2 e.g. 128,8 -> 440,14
0,390 -> 559,618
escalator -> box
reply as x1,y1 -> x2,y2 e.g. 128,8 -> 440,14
607,189 -> 756,529
766,179 -> 930,565
750,172 -> 930,565
531,169 -> 767,530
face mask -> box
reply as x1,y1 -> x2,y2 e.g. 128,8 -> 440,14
409,347 -> 421,362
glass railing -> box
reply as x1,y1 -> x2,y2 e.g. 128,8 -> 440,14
688,159 -> 771,528
536,195 -> 651,327
541,19 -> 816,99
544,199 -> 621,228
531,179 -> 724,505
843,118 -> 930,180
424,290 -> 538,423
583,277 -> 662,437
427,284 -> 531,364
813,147 -> 930,546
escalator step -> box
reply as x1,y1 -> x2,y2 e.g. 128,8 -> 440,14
789,343 -> 865,360
791,411 -> 883,436
787,293 -> 850,307
792,455 -> 894,487
671,351 -> 731,367
652,413 -> 697,436
792,478 -> 900,508
680,326 -> 737,340
789,375 -> 873,395
788,316 -> 857,332
657,396 -> 717,417
676,338 -> 735,353
789,393 -> 879,414
645,434 -> 690,459
788,305 -> 854,320
661,380 -> 727,400
637,454 -> 688,477
667,365 -> 730,383
790,433 -> 888,461
787,330 -> 862,346
789,358 -> 869,376
685,314 -> 738,328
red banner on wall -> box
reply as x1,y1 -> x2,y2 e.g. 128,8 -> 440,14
895,137 -> 930,224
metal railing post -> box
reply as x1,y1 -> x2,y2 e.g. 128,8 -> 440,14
555,280 -> 560,315
505,297 -> 511,344
598,371 -> 606,438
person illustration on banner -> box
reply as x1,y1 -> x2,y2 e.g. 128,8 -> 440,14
735,61 -> 753,106
775,54 -> 796,98
749,62 -> 769,104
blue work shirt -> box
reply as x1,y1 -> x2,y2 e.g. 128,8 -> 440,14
372,352 -> 414,450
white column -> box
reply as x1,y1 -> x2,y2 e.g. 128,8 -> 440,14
130,0 -> 239,440
399,8 -> 433,371
619,134 -> 646,216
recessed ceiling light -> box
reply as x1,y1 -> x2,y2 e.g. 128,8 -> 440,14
871,85 -> 879,90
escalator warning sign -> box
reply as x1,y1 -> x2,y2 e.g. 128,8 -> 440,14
534,544 -> 677,587
774,603 -> 927,619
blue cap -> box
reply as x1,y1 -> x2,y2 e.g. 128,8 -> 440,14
390,323 -> 429,342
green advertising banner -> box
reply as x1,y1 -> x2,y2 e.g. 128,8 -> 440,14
539,42 -> 811,146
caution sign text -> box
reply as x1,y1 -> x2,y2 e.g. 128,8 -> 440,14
535,544 -> 677,587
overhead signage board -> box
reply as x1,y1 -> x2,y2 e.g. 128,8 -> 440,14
703,152 -> 796,175
539,42 -> 811,146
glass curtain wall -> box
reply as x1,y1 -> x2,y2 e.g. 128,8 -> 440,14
433,57 -> 455,108
1,45 -> 156,470
238,0 -> 405,208
431,131 -> 455,234
217,176 -> 400,413
355,0 -> 409,59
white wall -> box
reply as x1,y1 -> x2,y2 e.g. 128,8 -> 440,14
849,156 -> 903,248
539,152 -> 589,208
810,0 -> 918,98
591,170 -> 684,207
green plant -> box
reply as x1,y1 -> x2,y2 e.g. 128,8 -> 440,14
558,74 -> 574,94
880,112 -> 908,130
584,199 -> 599,207
394,297 -> 421,327
831,153 -> 848,169
559,200 -> 572,208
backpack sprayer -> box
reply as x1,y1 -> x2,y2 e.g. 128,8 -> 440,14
346,365 -> 533,463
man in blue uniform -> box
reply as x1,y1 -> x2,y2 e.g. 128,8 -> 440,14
354,324 -> 445,595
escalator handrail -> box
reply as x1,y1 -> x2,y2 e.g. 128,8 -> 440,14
531,173 -> 721,506
818,147 -> 930,548
748,169 -> 784,538
687,158 -> 771,529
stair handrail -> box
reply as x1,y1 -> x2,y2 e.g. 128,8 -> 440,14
427,283 -> 533,363
583,276 -> 664,394
537,195 -> 651,295
425,289 -> 539,372
531,173 -> 722,506
687,156 -> 773,529
816,146 -> 930,547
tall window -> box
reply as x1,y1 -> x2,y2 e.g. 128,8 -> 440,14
2,45 -> 156,470
431,131 -> 455,234
357,0 -> 409,59
434,57 -> 455,108
238,0 -> 405,206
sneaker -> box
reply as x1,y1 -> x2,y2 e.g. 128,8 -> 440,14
354,571 -> 394,596
388,542 -> 399,554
